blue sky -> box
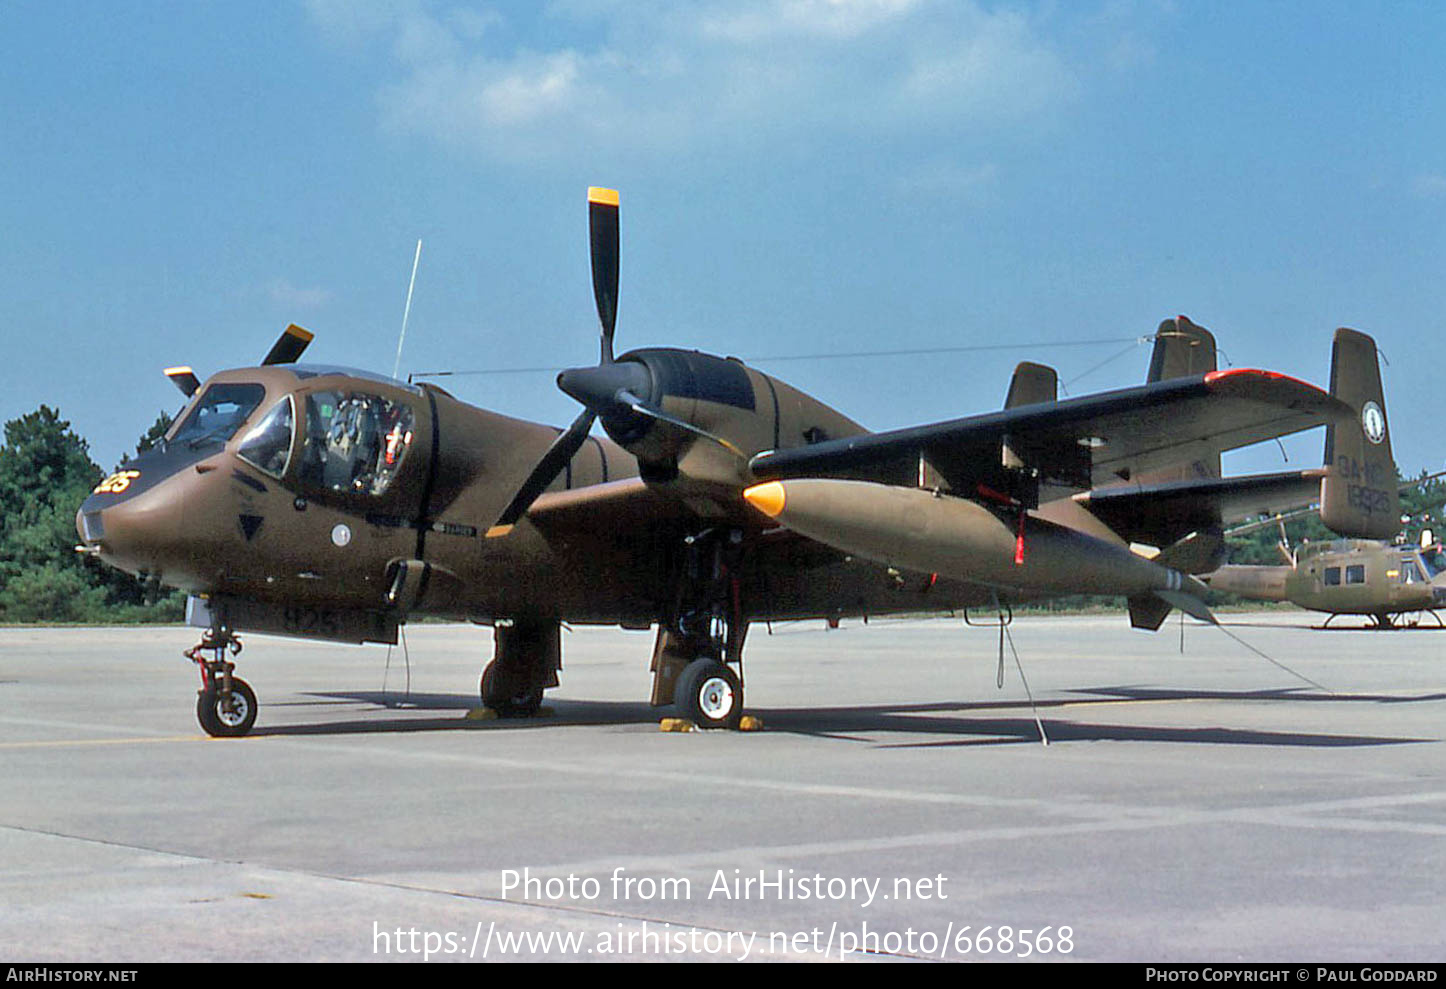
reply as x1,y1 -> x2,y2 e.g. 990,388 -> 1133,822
3,1 -> 1443,478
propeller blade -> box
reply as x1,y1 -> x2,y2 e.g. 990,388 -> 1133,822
164,366 -> 200,397
487,409 -> 598,537
588,187 -> 619,363
615,391 -> 746,460
261,323 -> 314,366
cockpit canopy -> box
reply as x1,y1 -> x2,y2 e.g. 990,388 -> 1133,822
234,388 -> 417,498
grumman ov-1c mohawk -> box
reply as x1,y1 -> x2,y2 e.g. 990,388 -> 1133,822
76,189 -> 1395,736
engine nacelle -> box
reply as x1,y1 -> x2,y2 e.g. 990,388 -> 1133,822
594,348 -> 870,490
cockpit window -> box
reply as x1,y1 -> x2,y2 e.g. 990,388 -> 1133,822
170,383 -> 266,450
236,397 -> 295,479
299,391 -> 415,497
1396,556 -> 1426,584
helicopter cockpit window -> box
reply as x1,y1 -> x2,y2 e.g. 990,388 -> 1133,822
236,397 -> 295,479
300,391 -> 415,497
1323,567 -> 1341,586
1397,557 -> 1426,584
170,383 -> 266,450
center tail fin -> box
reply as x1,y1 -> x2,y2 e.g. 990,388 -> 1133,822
1319,328 -> 1399,539
1147,315 -> 1217,384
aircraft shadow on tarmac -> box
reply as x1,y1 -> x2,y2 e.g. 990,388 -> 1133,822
240,687 -> 1439,749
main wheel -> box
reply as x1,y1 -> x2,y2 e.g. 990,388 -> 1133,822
196,677 -> 257,737
480,660 -> 544,718
674,658 -> 743,730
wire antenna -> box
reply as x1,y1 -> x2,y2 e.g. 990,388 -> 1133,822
392,239 -> 423,381
988,593 -> 1049,746
1213,622 -> 1333,694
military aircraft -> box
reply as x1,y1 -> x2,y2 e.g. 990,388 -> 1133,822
1206,536 -> 1446,628
1203,467 -> 1446,628
75,188 -> 1396,737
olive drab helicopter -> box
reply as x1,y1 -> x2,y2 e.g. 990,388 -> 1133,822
1204,473 -> 1446,628
76,188 -> 1396,737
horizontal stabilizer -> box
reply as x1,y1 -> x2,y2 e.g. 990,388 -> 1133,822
752,368 -> 1350,496
1075,469 -> 1327,550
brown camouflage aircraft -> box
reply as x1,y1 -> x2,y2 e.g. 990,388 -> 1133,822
75,189 -> 1396,737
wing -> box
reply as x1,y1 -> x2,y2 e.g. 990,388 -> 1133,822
523,477 -> 844,569
750,369 -> 1352,493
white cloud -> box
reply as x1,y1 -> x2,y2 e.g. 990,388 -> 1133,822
307,0 -> 1080,163
1412,173 -> 1446,200
893,159 -> 999,201
267,278 -> 333,310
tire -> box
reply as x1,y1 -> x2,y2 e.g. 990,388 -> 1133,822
480,660 -> 544,718
674,658 -> 743,730
197,677 -> 257,737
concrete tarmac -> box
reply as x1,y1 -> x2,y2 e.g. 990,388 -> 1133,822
1,613 -> 1443,962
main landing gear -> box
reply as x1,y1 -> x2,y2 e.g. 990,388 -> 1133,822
480,620 -> 560,717
185,627 -> 257,737
651,528 -> 749,730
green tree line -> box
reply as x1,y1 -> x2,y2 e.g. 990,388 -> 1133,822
1225,469 -> 1446,565
0,406 -> 183,623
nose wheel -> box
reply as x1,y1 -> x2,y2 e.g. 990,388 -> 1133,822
186,628 -> 257,737
197,677 -> 257,737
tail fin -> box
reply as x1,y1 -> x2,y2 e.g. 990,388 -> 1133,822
1004,361 -> 1057,408
1147,315 -> 1217,383
1144,315 -> 1221,481
1320,328 -> 1399,538
1000,362 -> 1057,478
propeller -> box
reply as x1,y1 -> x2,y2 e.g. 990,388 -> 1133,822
162,324 -> 315,397
164,366 -> 201,398
488,187 -> 749,537
588,186 -> 619,365
261,323 -> 314,365
486,188 -> 624,537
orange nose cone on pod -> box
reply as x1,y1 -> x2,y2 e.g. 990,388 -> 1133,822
743,481 -> 787,518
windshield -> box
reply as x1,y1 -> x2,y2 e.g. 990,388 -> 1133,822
170,383 -> 266,450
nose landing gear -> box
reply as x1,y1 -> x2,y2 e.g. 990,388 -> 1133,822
185,628 -> 257,737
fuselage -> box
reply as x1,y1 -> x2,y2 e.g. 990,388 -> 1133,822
77,362 -> 1011,637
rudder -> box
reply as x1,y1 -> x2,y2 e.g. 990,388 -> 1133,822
1320,328 -> 1399,539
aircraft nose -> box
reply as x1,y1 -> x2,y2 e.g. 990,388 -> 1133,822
74,443 -> 215,576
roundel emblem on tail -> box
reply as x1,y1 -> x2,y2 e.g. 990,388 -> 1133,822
1361,401 -> 1386,445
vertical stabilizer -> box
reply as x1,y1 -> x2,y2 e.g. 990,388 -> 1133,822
1004,362 -> 1058,409
1147,315 -> 1217,383
1320,328 -> 1399,539
1143,315 -> 1220,481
